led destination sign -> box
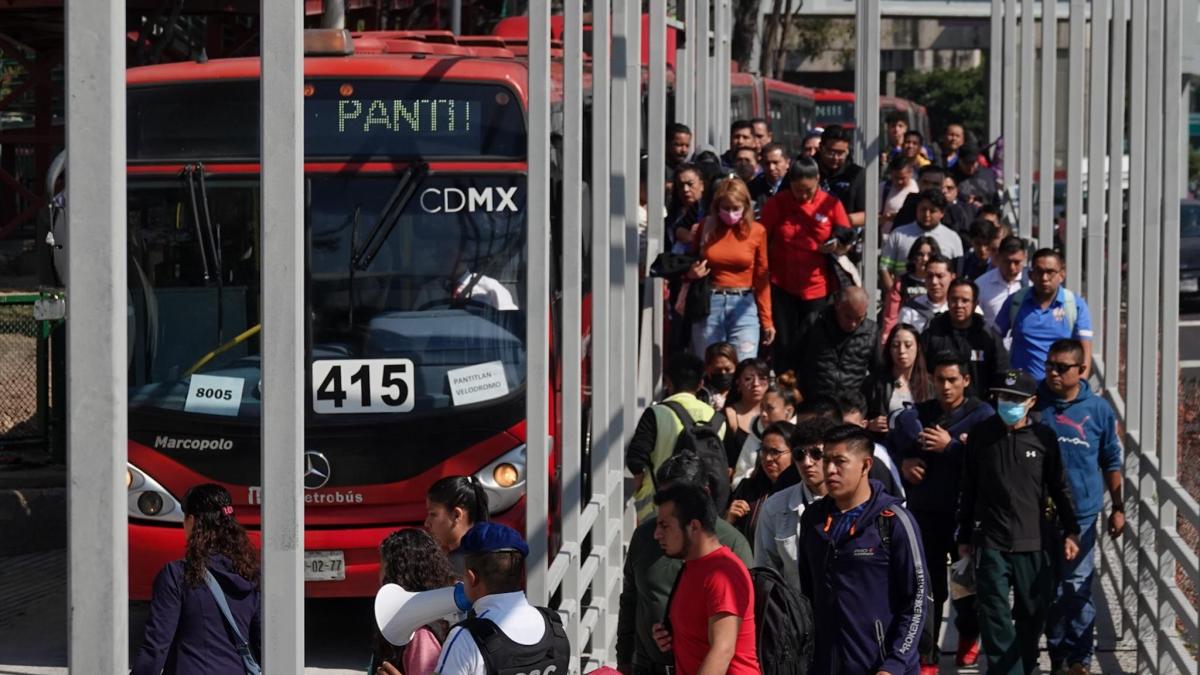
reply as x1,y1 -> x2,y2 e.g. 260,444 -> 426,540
335,98 -> 474,135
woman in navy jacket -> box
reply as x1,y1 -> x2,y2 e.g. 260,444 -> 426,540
132,484 -> 261,675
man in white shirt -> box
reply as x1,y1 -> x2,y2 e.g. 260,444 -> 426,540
435,523 -> 570,675
881,188 -> 965,292
976,235 -> 1030,338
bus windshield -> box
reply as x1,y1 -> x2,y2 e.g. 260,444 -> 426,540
814,100 -> 855,127
127,173 -> 527,420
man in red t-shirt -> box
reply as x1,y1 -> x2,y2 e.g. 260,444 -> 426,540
760,154 -> 852,375
650,483 -> 759,675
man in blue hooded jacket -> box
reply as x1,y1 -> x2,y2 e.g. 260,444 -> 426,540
1035,339 -> 1124,675
798,424 -> 930,675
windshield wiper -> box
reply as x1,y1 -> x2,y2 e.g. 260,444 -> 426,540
351,162 -> 429,271
183,163 -> 225,341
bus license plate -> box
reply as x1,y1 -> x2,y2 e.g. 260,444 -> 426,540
304,551 -> 345,582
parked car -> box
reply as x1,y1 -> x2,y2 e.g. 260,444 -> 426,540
1183,200 -> 1200,300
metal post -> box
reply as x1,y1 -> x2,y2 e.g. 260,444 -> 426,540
259,0 -> 305,669
648,1 -> 668,396
1140,0 -> 1163,446
695,0 -> 711,148
450,0 -> 462,35
989,0 -> 1004,149
560,0 -> 584,664
716,0 -> 732,141
589,0 -> 619,662
1126,0 -> 1147,431
1086,0 -> 1109,363
610,0 -> 629,494
1019,0 -> 1036,238
857,0 -> 881,303
1105,0 -> 1126,387
1065,1 -> 1085,290
525,0 -> 552,606
1004,0 -> 1019,190
66,0 -> 126,671
623,0 -> 642,445
1037,0 -> 1056,242
1157,0 -> 1184,668
679,0 -> 696,131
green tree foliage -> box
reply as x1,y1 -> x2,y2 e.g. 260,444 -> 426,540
896,65 -> 988,142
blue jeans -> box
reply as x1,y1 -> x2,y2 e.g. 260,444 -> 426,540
691,290 -> 761,362
1046,514 -> 1098,668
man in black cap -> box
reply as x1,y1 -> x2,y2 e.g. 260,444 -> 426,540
435,522 -> 571,675
957,369 -> 1080,675
951,144 -> 1000,209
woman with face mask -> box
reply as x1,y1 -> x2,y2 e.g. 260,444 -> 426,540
701,341 -> 739,409
684,177 -> 774,362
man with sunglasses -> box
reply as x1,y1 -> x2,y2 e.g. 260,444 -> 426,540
958,369 -> 1081,675
995,248 -> 1093,380
1034,339 -> 1124,675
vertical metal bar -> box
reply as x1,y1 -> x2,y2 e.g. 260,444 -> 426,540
1158,0 -> 1183,668
560,0 -> 584,663
66,0 -> 126,670
610,0 -> 629,494
588,0 -> 615,663
716,0 -> 732,140
990,0 -> 1004,148
1105,0 -> 1126,388
1037,0 -> 1056,243
679,0 -> 696,131
857,0 -> 881,304
1065,1 -> 1085,290
450,0 -> 462,35
1141,0 -> 1162,445
1126,0 -> 1147,431
648,0 -> 668,396
1019,0 -> 1036,238
1004,0 -> 1019,190
623,0 -> 641,446
1086,0 -> 1109,365
525,0 -> 552,606
259,0 -> 305,669
694,0 -> 711,147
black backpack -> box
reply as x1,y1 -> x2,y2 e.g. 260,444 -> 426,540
750,566 -> 814,675
659,400 -> 731,512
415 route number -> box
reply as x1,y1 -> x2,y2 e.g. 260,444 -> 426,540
311,358 -> 415,414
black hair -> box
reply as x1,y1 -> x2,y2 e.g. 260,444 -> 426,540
704,341 -> 739,367
969,217 -> 998,243
1032,247 -> 1065,266
666,351 -> 706,393
795,395 -> 843,423
906,235 -> 941,265
656,452 -> 707,491
182,484 -> 259,587
904,129 -> 924,143
374,529 -> 456,666
674,161 -> 701,181
790,416 -> 838,447
820,124 -> 853,145
464,550 -> 524,594
727,358 -> 771,407
788,154 -> 820,182
916,187 -> 947,211
730,119 -> 754,134
918,164 -> 947,181
885,110 -> 908,125
925,252 -> 952,270
427,476 -> 490,524
822,423 -> 875,458
979,203 -> 1003,217
766,371 -> 801,410
887,153 -> 912,173
760,142 -> 787,159
653,482 -> 718,534
928,351 -> 971,378
834,390 -> 867,417
761,420 -> 798,446
958,144 -> 981,162
949,277 -> 979,303
1048,338 -> 1086,362
998,235 -> 1026,256
669,122 -> 692,137
750,117 -> 770,129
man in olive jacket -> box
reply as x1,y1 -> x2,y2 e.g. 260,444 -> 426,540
616,453 -> 753,675
957,369 -> 1081,675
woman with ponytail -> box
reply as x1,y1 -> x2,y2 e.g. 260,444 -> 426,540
132,483 -> 261,675
424,476 -> 490,577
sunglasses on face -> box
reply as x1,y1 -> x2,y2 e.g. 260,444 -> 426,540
796,446 -> 823,462
1045,361 -> 1083,375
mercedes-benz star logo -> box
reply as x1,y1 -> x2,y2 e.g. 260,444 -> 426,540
304,451 -> 331,490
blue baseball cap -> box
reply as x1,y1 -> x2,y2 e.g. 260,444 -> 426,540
458,522 -> 529,558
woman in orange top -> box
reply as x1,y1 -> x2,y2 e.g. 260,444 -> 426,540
685,178 -> 774,361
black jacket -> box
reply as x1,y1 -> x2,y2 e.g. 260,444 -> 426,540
748,173 -> 784,216
799,306 -> 879,400
820,162 -> 867,216
952,165 -> 1000,208
920,313 -> 1011,400
886,397 -> 995,514
957,413 -> 1081,552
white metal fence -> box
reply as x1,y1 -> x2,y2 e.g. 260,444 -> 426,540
63,0 -> 1197,672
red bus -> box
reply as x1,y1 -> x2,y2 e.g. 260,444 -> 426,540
119,30 -> 556,598
730,73 -> 817,156
811,88 -> 931,141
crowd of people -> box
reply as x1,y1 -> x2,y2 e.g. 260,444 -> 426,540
625,115 -> 1121,675
127,113 -> 1121,675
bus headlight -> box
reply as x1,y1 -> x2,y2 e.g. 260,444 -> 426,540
474,445 -> 526,514
126,464 -> 184,523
